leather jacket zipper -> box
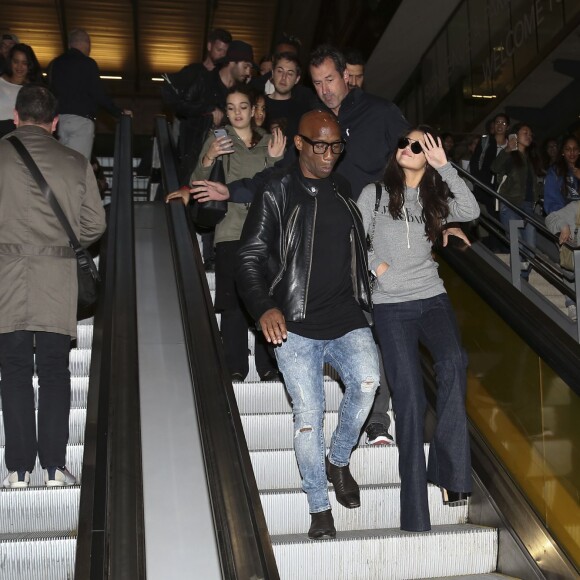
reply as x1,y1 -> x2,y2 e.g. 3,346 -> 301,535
302,196 -> 316,317
269,205 -> 300,295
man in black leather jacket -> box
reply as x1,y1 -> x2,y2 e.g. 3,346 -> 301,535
236,111 -> 380,540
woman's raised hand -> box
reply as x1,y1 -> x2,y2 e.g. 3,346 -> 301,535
422,133 -> 447,169
268,127 -> 287,158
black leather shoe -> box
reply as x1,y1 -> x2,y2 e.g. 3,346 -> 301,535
441,488 -> 470,506
308,509 -> 336,540
259,369 -> 282,382
325,457 -> 360,509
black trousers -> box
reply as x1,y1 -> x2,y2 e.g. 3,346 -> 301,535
0,331 -> 71,472
215,241 -> 277,378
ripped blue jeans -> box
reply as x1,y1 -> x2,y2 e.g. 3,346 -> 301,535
275,327 -> 379,513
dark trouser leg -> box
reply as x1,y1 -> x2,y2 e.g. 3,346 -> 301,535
0,331 -> 37,472
365,344 -> 392,430
220,307 -> 250,378
374,302 -> 431,532
418,295 -> 472,494
35,332 -> 71,469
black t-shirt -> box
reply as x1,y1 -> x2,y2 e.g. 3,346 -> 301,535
286,176 -> 368,340
265,96 -> 310,141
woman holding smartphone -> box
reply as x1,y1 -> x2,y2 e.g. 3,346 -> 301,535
193,84 -> 286,382
357,126 -> 480,532
491,123 -> 543,271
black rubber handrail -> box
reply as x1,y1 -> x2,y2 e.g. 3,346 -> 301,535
75,114 -> 145,579
156,116 -> 280,580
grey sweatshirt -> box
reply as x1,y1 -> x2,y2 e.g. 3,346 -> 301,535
357,162 -> 480,303
545,200 -> 580,241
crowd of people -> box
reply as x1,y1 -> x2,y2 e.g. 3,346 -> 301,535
0,22 -> 577,545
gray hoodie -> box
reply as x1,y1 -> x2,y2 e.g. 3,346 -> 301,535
545,200 -> 580,241
357,162 -> 480,304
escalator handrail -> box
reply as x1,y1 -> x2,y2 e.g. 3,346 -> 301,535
75,114 -> 145,579
438,240 -> 580,396
155,116 -> 280,580
451,161 -> 575,249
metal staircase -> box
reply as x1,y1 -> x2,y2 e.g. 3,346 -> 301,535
0,317 -> 92,579
208,270 -> 520,580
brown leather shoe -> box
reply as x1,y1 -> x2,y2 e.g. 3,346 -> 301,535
325,456 -> 360,509
308,509 -> 336,539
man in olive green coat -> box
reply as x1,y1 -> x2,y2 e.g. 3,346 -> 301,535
0,85 -> 106,488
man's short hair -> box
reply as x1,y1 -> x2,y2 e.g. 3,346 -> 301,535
68,28 -> 90,47
310,45 -> 346,75
272,51 -> 301,76
494,112 -> 511,125
274,34 -> 302,54
1,32 -> 19,43
343,48 -> 365,66
208,28 -> 232,44
15,85 -> 58,124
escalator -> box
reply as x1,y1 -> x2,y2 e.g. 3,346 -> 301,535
0,115 -> 142,579
155,116 -> 579,579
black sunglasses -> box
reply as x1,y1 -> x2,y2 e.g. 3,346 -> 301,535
397,137 -> 423,155
299,134 -> 346,155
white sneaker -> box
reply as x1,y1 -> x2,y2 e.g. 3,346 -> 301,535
3,470 -> 30,489
568,305 -> 577,322
44,466 -> 77,487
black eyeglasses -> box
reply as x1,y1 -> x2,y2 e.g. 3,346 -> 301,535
299,134 -> 346,155
397,137 -> 423,154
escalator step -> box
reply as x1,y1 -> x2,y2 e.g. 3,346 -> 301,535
260,483 -> 468,535
249,444 -> 424,490
0,535 -> 75,580
241,411 -> 395,451
0,445 -> 84,487
271,524 -> 497,580
0,409 -> 86,447
0,486 -> 80,534
74,324 -> 94,350
238,356 -> 340,383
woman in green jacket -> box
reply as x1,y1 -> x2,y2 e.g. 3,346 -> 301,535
192,85 -> 286,381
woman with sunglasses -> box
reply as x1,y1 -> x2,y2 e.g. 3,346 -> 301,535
357,126 -> 479,532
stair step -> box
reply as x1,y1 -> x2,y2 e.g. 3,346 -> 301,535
261,483 -> 467,535
0,486 -> 80,534
0,409 -> 86,447
250,444 -> 420,489
0,445 -> 84,487
241,411 -> 395,451
436,575 -> 521,579
233,356 -> 339,383
0,535 -> 75,580
0,378 -> 89,411
74,324 -> 94,349
271,524 -> 497,580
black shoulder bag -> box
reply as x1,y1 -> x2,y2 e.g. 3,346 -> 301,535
8,136 -> 100,312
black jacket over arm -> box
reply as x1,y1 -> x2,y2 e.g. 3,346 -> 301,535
236,165 -> 372,324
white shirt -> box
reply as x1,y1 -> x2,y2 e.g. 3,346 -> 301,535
0,77 -> 23,120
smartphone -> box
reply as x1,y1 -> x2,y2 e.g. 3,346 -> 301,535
213,128 -> 228,140
508,133 -> 517,143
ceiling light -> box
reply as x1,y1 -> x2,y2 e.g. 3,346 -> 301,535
151,77 -> 164,82
100,75 -> 123,80
471,94 -> 497,99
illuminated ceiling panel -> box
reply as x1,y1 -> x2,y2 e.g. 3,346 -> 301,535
0,0 -> 280,81
139,0 -> 207,74
213,0 -> 279,63
1,0 -> 62,67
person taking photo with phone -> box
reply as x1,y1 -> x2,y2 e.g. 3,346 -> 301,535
191,84 -> 286,382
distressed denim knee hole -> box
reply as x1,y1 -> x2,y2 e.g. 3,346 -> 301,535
361,377 -> 378,393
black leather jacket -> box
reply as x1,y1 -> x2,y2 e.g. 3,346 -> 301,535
236,165 -> 372,324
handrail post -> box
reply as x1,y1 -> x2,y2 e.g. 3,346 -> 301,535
509,219 -> 525,290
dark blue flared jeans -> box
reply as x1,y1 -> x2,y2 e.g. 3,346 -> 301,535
373,294 -> 472,531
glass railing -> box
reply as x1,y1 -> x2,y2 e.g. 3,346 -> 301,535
438,254 -> 580,568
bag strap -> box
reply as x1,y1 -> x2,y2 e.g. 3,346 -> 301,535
7,136 -> 97,276
366,182 -> 382,252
